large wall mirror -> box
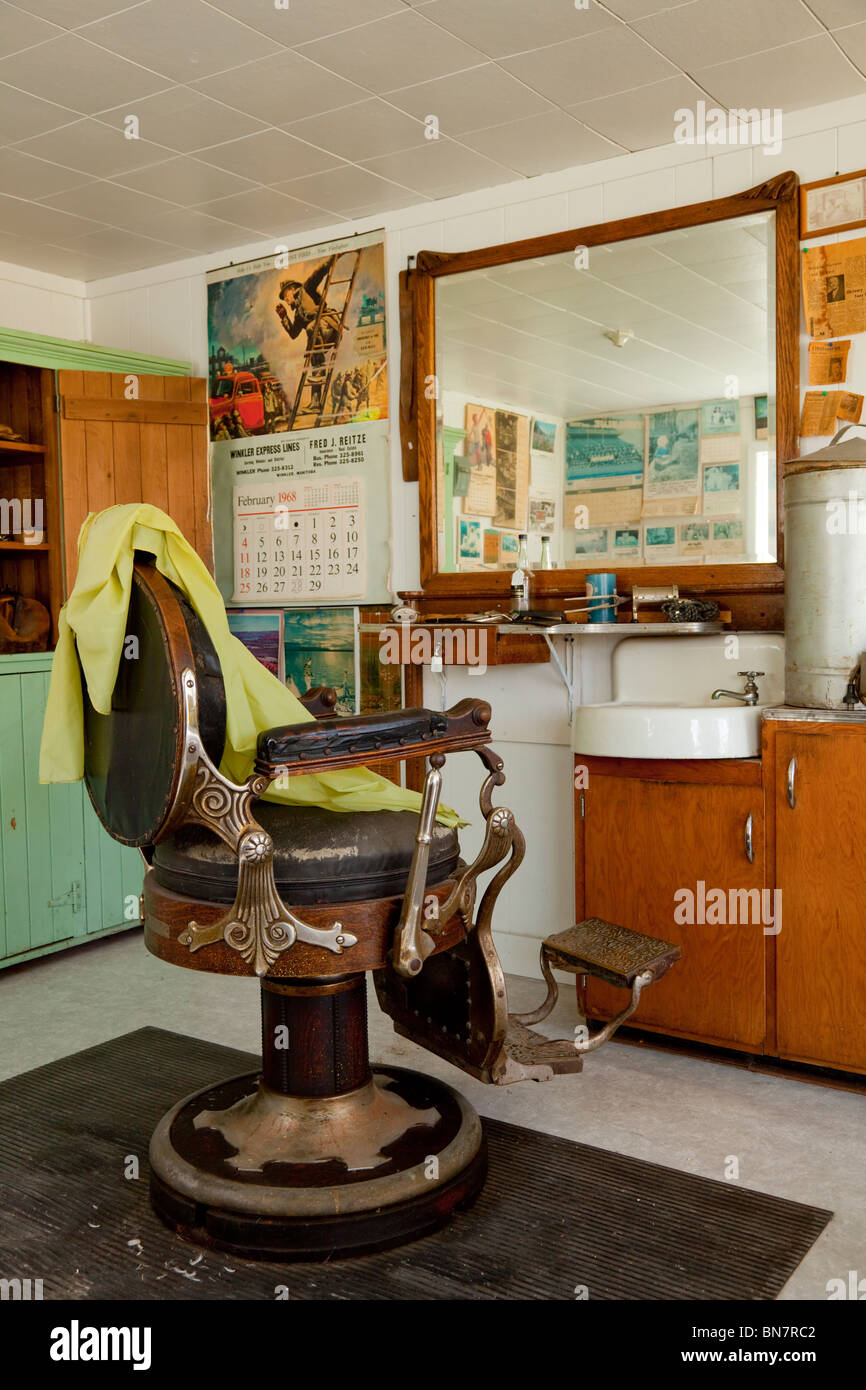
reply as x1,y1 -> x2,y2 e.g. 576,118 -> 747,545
404,174 -> 798,603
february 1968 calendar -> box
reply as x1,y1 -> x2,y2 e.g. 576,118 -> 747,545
233,476 -> 365,603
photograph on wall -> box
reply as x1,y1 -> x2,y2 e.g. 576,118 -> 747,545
483,528 -> 500,565
704,463 -> 741,515
644,409 -> 700,514
462,403 -> 497,516
458,516 -> 483,564
528,493 -> 556,533
754,394 -> 769,439
711,518 -> 745,556
565,415 -> 644,525
643,523 -> 677,563
701,399 -> 740,435
573,526 -> 609,558
808,339 -> 851,385
207,232 -> 387,438
613,526 -> 641,559
493,410 -> 530,531
227,609 -> 284,680
500,532 -> 519,562
283,607 -> 357,716
531,419 -> 557,453
679,519 -> 710,558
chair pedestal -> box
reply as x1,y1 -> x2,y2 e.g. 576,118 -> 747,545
149,974 -> 485,1260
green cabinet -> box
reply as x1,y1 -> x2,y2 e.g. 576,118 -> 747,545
0,653 -> 143,969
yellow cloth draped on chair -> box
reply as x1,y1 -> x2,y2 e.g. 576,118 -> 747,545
39,503 -> 462,826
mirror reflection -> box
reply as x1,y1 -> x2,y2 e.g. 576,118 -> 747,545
434,210 -> 776,574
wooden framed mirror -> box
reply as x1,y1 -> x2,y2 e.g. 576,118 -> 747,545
401,173 -> 799,616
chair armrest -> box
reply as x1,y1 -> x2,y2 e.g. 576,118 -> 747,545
255,698 -> 492,778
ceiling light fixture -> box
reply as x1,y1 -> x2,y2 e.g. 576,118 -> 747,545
604,329 -> 634,348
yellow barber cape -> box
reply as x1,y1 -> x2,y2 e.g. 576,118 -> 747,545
39,504 -> 462,827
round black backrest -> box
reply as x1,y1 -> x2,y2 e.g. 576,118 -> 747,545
82,557 -> 227,847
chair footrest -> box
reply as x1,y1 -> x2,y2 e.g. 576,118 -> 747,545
542,917 -> 681,991
503,1017 -> 583,1078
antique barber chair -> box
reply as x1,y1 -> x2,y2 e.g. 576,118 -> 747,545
83,557 -> 679,1261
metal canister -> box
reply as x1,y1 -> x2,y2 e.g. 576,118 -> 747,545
784,424 -> 866,708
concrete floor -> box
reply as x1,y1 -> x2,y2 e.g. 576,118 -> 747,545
0,928 -> 862,1300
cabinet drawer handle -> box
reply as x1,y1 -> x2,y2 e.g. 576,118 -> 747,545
787,756 -> 796,809
744,813 -> 754,863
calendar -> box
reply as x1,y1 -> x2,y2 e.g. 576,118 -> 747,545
233,476 -> 365,603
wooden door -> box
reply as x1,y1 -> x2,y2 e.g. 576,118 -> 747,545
583,772 -> 766,1049
57,371 -> 211,590
774,725 -> 866,1073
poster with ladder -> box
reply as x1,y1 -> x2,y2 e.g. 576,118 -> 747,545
206,230 -> 390,606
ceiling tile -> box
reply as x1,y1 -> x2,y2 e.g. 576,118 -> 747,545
383,64 -> 554,134
0,34 -> 168,114
833,22 -> 866,72
192,48 -> 366,123
120,206 -> 263,251
461,111 -> 622,177
802,0 -> 866,25
568,76 -> 710,152
362,139 -> 518,198
40,180 -> 176,231
633,0 -> 821,69
271,163 -> 421,216
0,147 -> 89,199
10,0 -> 143,26
0,1 -> 62,58
196,129 -> 344,183
0,83 -> 79,144
113,156 -> 258,205
283,98 -> 427,162
501,27 -> 679,106
0,193 -> 102,240
12,119 -> 177,178
50,226 -> 192,270
203,0 -> 405,46
82,0 -> 281,83
598,0 -> 693,15
418,0 -> 615,60
693,34 -> 866,110
196,187 -> 332,237
297,9 -> 486,91
95,89 -> 268,154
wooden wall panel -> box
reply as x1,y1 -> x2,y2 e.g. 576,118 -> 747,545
59,370 -> 212,588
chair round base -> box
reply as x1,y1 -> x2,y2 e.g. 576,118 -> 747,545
149,1065 -> 486,1261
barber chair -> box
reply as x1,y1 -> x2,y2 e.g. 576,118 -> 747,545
82,558 -> 680,1261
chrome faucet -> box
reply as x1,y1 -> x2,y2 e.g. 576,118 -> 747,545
711,671 -> 764,706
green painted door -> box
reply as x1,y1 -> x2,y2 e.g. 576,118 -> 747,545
0,654 -> 143,968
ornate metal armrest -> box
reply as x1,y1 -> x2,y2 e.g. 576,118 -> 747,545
167,667 -> 358,976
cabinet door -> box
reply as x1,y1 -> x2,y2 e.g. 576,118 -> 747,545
0,665 -> 144,967
583,775 -> 766,1049
57,370 -> 211,590
775,727 -> 866,1072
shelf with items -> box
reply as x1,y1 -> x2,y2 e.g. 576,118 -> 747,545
0,361 -> 63,657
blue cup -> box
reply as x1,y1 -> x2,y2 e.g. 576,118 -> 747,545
586,572 -> 617,624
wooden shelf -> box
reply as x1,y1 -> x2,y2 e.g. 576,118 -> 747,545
0,541 -> 50,551
0,440 -> 44,455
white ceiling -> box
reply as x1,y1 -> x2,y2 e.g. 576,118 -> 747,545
437,214 -> 772,416
0,0 -> 862,280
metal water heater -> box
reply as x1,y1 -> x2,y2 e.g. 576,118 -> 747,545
784,424 -> 866,708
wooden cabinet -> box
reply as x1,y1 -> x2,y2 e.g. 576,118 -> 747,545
577,758 -> 766,1051
766,720 -> 866,1074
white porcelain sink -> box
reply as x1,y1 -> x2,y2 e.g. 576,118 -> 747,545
572,633 -> 785,759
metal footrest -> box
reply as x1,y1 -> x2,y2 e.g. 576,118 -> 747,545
510,917 -> 681,1057
498,1017 -> 584,1085
544,917 -> 680,990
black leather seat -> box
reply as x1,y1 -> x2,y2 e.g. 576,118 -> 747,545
153,800 -> 460,905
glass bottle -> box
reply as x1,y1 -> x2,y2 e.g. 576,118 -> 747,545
540,535 -> 552,570
511,532 -> 531,611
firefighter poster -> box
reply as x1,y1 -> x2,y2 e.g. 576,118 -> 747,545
206,229 -> 391,605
